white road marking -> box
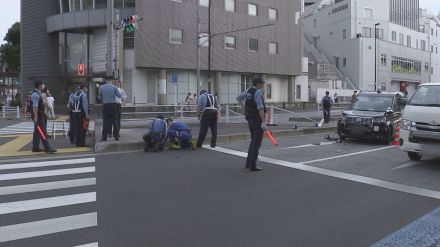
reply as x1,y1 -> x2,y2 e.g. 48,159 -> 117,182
281,141 -> 336,150
392,161 -> 418,170
302,146 -> 395,164
0,166 -> 95,181
0,178 -> 96,196
0,158 -> 95,171
73,243 -> 99,247
0,192 -> 96,215
0,212 -> 97,243
206,146 -> 440,200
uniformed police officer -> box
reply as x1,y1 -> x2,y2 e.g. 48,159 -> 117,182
67,87 -> 78,144
143,115 -> 167,152
236,78 -> 266,172
31,80 -> 56,153
71,85 -> 89,147
166,118 -> 193,150
196,90 -> 219,148
98,76 -> 122,141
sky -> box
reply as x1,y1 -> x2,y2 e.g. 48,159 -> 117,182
0,0 -> 439,44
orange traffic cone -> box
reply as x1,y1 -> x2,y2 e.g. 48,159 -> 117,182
391,122 -> 400,146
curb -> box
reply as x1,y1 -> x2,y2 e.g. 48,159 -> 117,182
94,126 -> 337,153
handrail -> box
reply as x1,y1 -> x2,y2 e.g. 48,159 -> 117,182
272,106 -> 316,123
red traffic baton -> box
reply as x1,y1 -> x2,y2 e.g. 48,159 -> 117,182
265,130 -> 278,146
36,124 -> 47,141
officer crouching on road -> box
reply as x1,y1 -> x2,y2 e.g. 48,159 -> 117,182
196,90 -> 219,148
71,85 -> 89,147
166,118 -> 194,150
236,77 -> 267,172
143,115 -> 167,152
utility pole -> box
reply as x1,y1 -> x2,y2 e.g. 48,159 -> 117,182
374,23 -> 380,91
208,1 -> 212,92
196,5 -> 201,95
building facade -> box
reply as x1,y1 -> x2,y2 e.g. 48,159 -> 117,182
21,0 -> 307,105
303,0 -> 440,95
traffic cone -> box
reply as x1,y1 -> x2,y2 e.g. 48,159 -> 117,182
391,122 -> 400,146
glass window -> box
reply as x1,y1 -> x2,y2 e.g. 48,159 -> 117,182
296,85 -> 301,99
83,0 -> 94,10
266,84 -> 272,99
199,33 -> 209,47
248,3 -> 257,16
421,40 -> 426,51
200,0 -> 209,7
95,0 -> 107,9
269,42 -> 278,55
71,0 -> 81,11
407,36 -> 411,47
392,31 -> 396,42
248,38 -> 258,51
171,0 -> 183,2
224,36 -> 236,49
61,0 -> 70,12
269,8 -> 278,21
170,29 -> 183,44
376,28 -> 384,40
114,0 -> 124,8
408,85 -> 440,106
124,0 -> 135,7
343,58 -> 347,67
364,8 -> 373,18
343,29 -> 347,39
399,33 -> 404,45
225,0 -> 235,12
362,27 -> 371,38
381,54 -> 387,66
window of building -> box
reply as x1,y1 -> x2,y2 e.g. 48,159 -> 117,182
432,28 -> 434,36
269,8 -> 278,21
364,8 -> 373,19
241,75 -> 254,91
269,42 -> 278,55
95,0 -> 107,8
225,0 -> 235,12
432,45 -> 434,53
376,28 -> 384,40
391,56 -> 422,75
407,36 -> 411,48
334,56 -> 340,69
248,3 -> 257,16
123,30 -> 134,49
416,39 -> 419,49
170,29 -> 183,44
436,47 -> 438,54
224,36 -> 235,49
343,58 -> 347,67
199,0 -> 209,7
421,40 -> 426,51
362,27 -> 371,38
266,84 -> 272,99
123,0 -> 135,7
399,33 -> 404,45
248,38 -> 258,51
296,85 -> 301,99
314,19 -> 317,28
392,31 -> 396,42
171,0 -> 183,2
425,62 -> 429,71
199,33 -> 209,47
83,0 -> 94,10
343,29 -> 347,39
381,54 -> 387,66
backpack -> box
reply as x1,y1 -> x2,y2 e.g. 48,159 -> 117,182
323,96 -> 332,107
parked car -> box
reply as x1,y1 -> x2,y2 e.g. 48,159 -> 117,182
337,91 -> 406,143
400,83 -> 440,161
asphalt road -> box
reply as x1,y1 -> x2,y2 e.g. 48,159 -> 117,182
1,133 -> 440,246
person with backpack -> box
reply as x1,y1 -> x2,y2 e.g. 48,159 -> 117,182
196,90 -> 219,148
71,85 -> 89,147
30,80 -> 56,153
143,115 -> 167,152
321,91 -> 334,124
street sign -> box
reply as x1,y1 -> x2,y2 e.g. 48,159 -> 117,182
77,64 -> 85,76
171,73 -> 178,84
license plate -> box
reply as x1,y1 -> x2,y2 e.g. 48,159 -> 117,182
373,126 -> 379,132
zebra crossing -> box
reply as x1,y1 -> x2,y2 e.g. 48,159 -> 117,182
0,121 -> 95,135
0,157 -> 98,246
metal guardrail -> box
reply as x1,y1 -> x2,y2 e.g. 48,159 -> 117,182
1,106 -> 20,119
317,103 -> 351,117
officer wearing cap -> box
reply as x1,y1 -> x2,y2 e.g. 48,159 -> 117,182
98,76 -> 122,141
143,115 -> 167,152
236,77 -> 266,172
71,85 -> 89,147
196,90 -> 219,148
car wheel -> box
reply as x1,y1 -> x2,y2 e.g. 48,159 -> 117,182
408,152 -> 422,161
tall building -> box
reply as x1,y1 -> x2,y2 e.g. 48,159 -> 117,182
303,0 -> 439,95
21,0 -> 307,105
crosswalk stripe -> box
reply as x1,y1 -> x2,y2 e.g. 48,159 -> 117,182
0,192 -> 96,215
0,178 -> 96,196
73,242 -> 99,247
0,167 -> 95,181
0,158 -> 95,171
0,212 -> 98,243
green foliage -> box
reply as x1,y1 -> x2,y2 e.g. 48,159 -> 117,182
0,22 -> 21,71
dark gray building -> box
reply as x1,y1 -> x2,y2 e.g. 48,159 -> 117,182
21,0 -> 306,105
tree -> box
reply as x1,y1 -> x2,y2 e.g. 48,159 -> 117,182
0,22 -> 20,72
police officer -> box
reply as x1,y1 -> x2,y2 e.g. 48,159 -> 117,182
98,76 -> 122,141
143,115 -> 167,152
166,118 -> 193,150
71,85 -> 89,147
236,77 -> 266,172
31,80 -> 56,153
321,91 -> 334,124
196,90 -> 219,148
67,87 -> 78,144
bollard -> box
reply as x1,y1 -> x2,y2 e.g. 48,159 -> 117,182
16,106 -> 20,119
2,106 -> 5,118
392,121 -> 400,146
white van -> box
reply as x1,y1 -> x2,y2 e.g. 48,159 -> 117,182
400,83 -> 440,161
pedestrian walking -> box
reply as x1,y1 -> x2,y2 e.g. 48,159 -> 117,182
236,77 -> 266,172
47,92 -> 56,120
98,76 -> 122,141
196,90 -> 219,148
352,90 -> 358,102
115,83 -> 127,138
71,85 -> 89,147
30,80 -> 56,153
321,91 -> 334,124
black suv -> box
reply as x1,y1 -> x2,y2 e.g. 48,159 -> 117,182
338,91 -> 406,143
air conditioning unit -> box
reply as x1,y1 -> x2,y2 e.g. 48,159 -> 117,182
356,33 -> 362,38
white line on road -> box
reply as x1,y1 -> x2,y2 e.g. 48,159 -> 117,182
0,192 -> 96,215
302,146 -> 396,164
0,212 -> 97,243
0,178 -> 96,196
0,167 -> 95,181
206,146 -> 440,200
281,142 -> 336,150
0,158 -> 95,171
392,161 -> 418,170
73,242 -> 99,247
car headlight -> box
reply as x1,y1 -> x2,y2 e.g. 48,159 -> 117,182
401,119 -> 414,130
373,116 -> 387,123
